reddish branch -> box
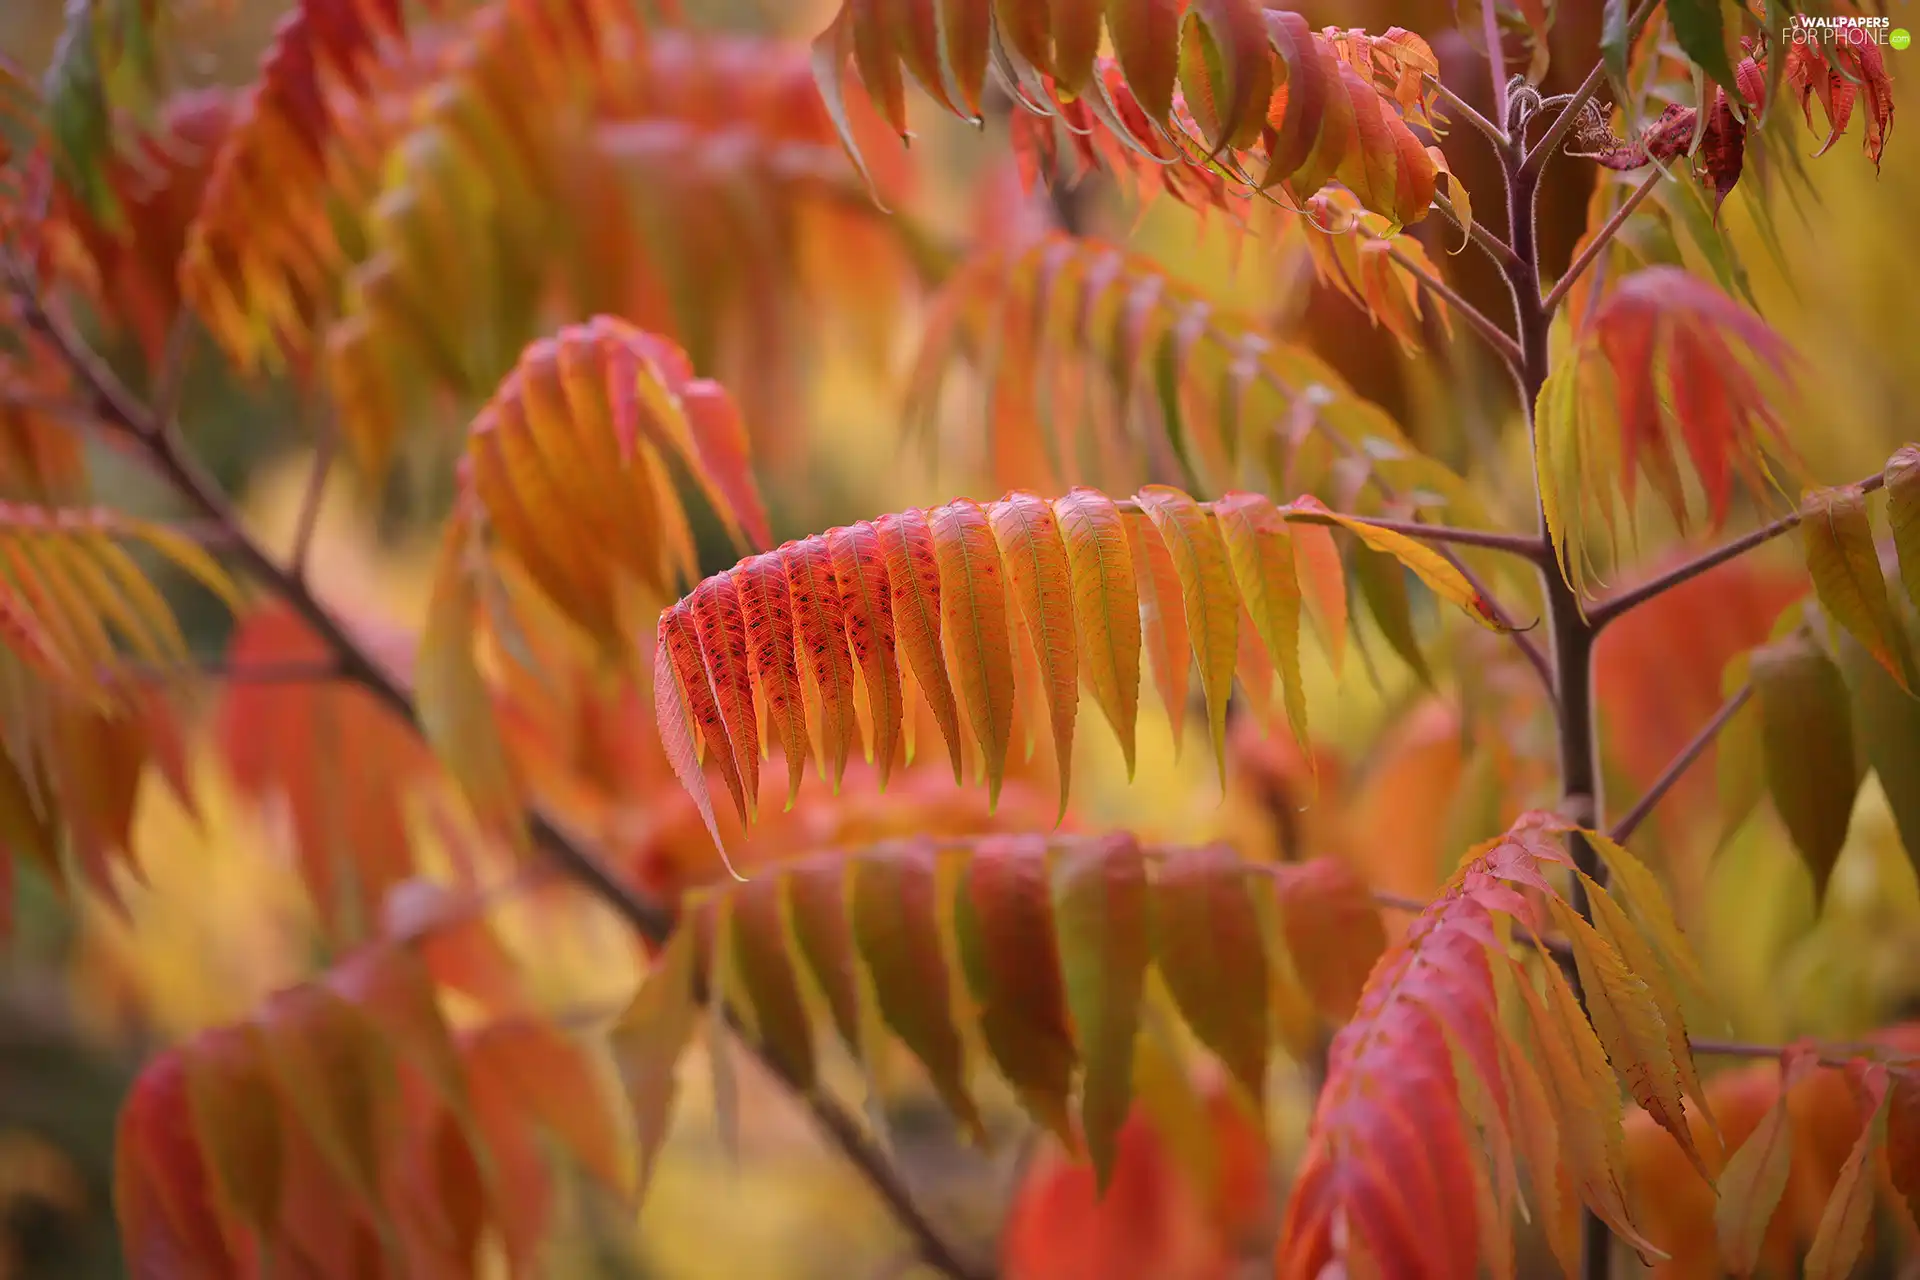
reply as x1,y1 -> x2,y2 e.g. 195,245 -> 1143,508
1541,168 -> 1663,314
1694,1037 -> 1920,1068
1522,0 -> 1666,175
1609,683 -> 1752,844
9,273 -> 993,1280
1589,470 -> 1889,630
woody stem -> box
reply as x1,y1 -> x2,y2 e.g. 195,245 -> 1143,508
1502,108 -> 1614,1280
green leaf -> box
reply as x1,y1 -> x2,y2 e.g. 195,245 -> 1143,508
1213,492 -> 1307,750
729,874 -> 815,1091
610,925 -> 699,1199
1834,628 -> 1920,882
41,0 -> 122,227
850,843 -> 983,1139
1351,544 -> 1433,687
1805,1065 -> 1891,1280
182,1025 -> 284,1233
1601,0 -> 1633,108
1714,1047 -> 1816,1273
1666,0 -> 1739,93
1752,635 -> 1859,903
1051,832 -> 1149,1191
1800,486 -> 1913,692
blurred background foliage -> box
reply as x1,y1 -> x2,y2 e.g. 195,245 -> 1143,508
3,0 -> 1920,1276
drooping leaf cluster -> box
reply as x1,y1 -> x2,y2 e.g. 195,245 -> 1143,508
815,2 -> 1444,227
1726,445 -> 1920,897
1279,813 -> 1721,1278
651,483 -> 1502,859
113,887 -> 636,1279
618,834 -> 1385,1193
909,230 -> 1475,505
1535,267 -> 1804,593
414,316 -> 767,837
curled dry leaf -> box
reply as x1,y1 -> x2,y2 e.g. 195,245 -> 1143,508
1570,33 -> 1895,219
1784,34 -> 1895,170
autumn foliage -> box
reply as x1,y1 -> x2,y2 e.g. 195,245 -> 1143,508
2,0 -> 1920,1278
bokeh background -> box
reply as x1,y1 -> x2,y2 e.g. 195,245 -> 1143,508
4,0 -> 1920,1276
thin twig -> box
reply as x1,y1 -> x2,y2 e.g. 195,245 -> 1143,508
128,656 -> 346,684
1609,683 -> 1751,843
151,313 -> 195,427
1433,190 -> 1521,273
1691,1037 -> 1920,1067
290,428 -> 336,580
1541,167 -> 1663,314
14,270 -> 991,1280
1423,72 -> 1509,148
1380,240 -> 1525,373
1482,0 -> 1510,132
1112,497 -> 1546,559
1289,510 -> 1546,558
1522,0 -> 1665,175
1588,472 -> 1887,631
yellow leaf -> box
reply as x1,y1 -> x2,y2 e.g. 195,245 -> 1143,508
1801,484 -> 1913,691
930,500 -> 1015,808
417,512 -> 524,842
1713,1046 -> 1816,1274
1136,486 -> 1239,785
1053,487 -> 1142,780
1549,898 -> 1708,1184
1284,495 -> 1506,631
1213,491 -> 1308,751
987,492 -> 1079,822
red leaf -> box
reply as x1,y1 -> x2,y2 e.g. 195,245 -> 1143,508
461,1017 -> 631,1197
955,834 -> 1077,1143
215,603 -> 432,934
116,1051 -> 237,1275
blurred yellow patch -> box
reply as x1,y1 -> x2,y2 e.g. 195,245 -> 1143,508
239,449 -> 438,631
70,747 -> 315,1039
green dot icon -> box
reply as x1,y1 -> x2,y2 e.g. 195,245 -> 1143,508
1894,28 -> 1913,50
